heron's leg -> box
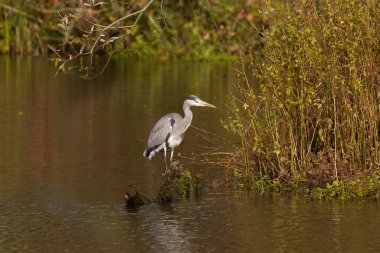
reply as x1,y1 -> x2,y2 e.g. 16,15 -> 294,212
170,148 -> 174,164
163,145 -> 168,170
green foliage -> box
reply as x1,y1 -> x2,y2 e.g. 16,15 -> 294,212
176,164 -> 202,198
118,0 -> 266,60
158,161 -> 201,201
309,173 -> 380,200
224,166 -> 286,195
0,0 -> 266,60
223,0 -> 380,199
0,1 -> 59,54
177,169 -> 192,198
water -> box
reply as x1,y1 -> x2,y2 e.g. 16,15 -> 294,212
0,57 -> 379,252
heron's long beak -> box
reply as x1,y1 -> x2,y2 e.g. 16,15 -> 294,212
200,100 -> 216,108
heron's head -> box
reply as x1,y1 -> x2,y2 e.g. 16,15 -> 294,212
185,95 -> 216,108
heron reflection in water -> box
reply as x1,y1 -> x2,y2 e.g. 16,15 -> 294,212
143,95 -> 216,168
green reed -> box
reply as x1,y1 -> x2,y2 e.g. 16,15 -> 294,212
223,0 -> 380,199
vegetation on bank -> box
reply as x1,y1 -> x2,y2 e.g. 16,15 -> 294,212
0,0 -> 268,60
222,0 -> 380,200
2,1 -> 379,200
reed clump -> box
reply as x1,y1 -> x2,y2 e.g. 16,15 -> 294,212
223,0 -> 380,199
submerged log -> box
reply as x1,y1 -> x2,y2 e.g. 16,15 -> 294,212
124,191 -> 151,207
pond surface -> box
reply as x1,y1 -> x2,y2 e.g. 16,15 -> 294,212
0,57 -> 379,252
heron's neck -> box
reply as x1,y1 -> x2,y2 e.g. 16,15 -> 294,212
183,103 -> 193,123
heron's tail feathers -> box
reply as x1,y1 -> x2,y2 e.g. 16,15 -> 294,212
143,148 -> 155,160
144,144 -> 164,160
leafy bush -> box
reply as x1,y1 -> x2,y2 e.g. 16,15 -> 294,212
224,0 -> 380,198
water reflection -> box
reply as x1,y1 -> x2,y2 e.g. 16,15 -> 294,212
0,57 -> 233,201
0,57 -> 379,252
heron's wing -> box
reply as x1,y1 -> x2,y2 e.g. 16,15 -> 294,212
146,113 -> 182,149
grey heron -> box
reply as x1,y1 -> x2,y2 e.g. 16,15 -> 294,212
143,95 -> 216,168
